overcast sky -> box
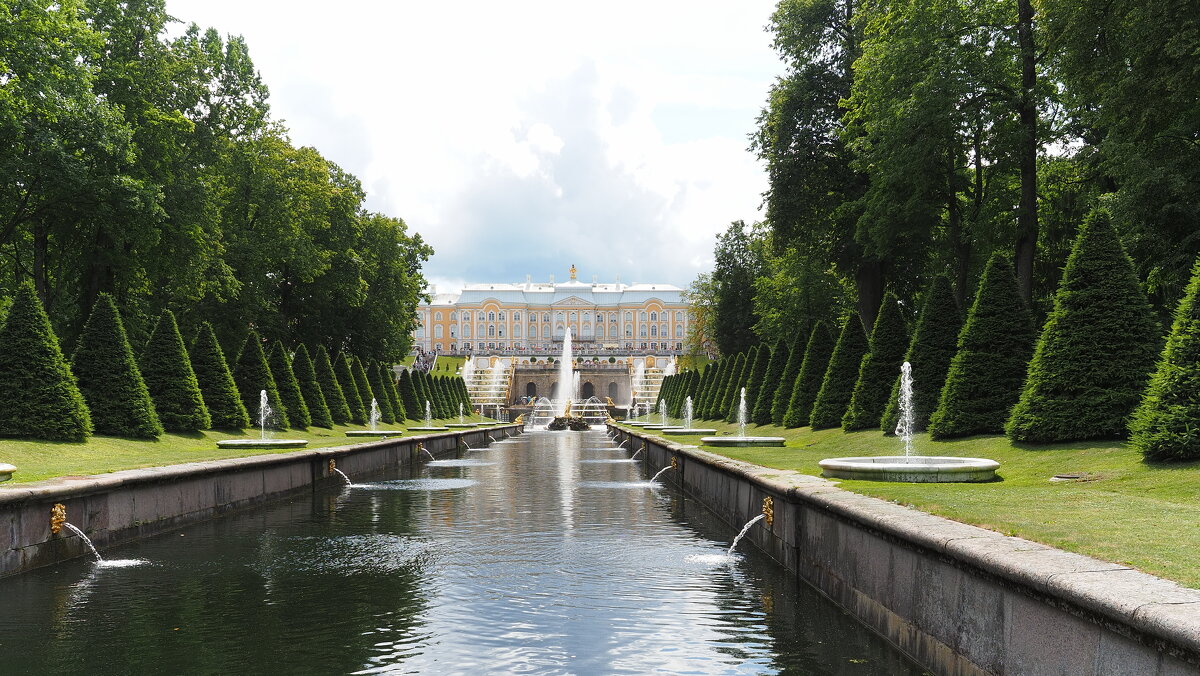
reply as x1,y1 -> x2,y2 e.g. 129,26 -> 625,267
166,1 -> 782,292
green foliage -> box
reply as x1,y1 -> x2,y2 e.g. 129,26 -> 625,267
771,335 -> 807,426
712,221 -> 764,355
929,255 -> 1035,439
0,283 -> 92,441
189,322 -> 249,430
71,294 -> 162,439
843,293 -> 909,431
1007,210 -> 1161,442
397,369 -> 421,421
233,331 -> 288,429
881,276 -> 962,433
741,345 -> 772,423
268,341 -> 310,429
696,359 -> 723,418
380,365 -> 406,421
1131,260 -> 1200,460
752,343 -> 788,425
716,352 -> 747,422
336,354 -> 365,425
292,345 -> 333,429
313,345 -> 350,425
351,356 -> 377,422
366,361 -> 395,424
809,316 -> 869,430
140,310 -> 210,432
783,323 -> 835,428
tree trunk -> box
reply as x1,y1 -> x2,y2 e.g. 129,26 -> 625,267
32,220 -> 48,307
1014,0 -> 1039,304
947,148 -> 969,310
856,260 -> 884,332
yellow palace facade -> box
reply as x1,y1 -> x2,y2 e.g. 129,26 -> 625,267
412,267 -> 692,354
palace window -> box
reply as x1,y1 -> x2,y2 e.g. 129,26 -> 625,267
639,326 -> 647,337
435,311 -> 442,321
625,311 -> 632,321
543,313 -> 550,322
464,325 -> 472,338
434,326 -> 443,338
676,311 -> 683,321
675,324 -> 683,337
488,312 -> 495,321
650,325 -> 657,337
450,326 -> 457,338
650,311 -> 657,322
513,312 -> 520,321
478,311 -> 485,320
639,311 -> 647,321
488,325 -> 496,337
450,311 -> 457,321
514,325 -> 522,337
556,324 -> 565,338
569,311 -> 577,322
498,327 -> 504,337
477,323 -> 485,336
498,311 -> 505,321
529,324 -> 536,336
625,323 -> 632,337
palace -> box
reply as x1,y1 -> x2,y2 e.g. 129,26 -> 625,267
412,266 -> 691,355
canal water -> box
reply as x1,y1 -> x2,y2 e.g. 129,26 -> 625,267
0,430 -> 924,675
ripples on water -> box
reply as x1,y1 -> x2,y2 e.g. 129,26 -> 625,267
0,431 -> 923,675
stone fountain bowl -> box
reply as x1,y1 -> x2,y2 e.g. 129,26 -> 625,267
818,456 -> 1000,483
407,426 -> 451,432
661,428 -> 717,436
700,436 -> 786,447
623,421 -> 651,427
445,423 -> 476,428
346,430 -> 404,438
640,424 -> 666,430
0,463 -> 15,482
216,439 -> 308,449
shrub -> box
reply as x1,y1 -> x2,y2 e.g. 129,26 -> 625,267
808,316 -> 869,430
843,293 -> 909,431
190,322 -> 249,430
741,345 -> 772,424
72,294 -> 162,439
351,356 -> 377,422
608,356 -> 616,363
314,345 -> 350,425
1006,210 -> 1161,442
783,324 -> 835,428
268,341 -> 311,429
928,254 -> 1035,439
696,359 -> 722,418
233,331 -> 289,429
772,334 -> 808,426
292,345 -> 333,428
140,310 -> 210,432
398,369 -> 421,420
1131,259 -> 1200,460
367,361 -> 396,423
717,352 -> 747,422
0,282 -> 92,441
381,364 -> 406,420
881,276 -> 962,434
752,342 -> 788,425
336,353 -> 366,425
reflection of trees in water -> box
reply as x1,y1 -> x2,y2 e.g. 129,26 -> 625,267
662,492 -> 925,675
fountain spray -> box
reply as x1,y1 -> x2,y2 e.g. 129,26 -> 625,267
895,362 -> 915,458
737,388 -> 748,438
259,390 -> 271,440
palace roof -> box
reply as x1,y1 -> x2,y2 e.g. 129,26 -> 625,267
424,280 -> 686,307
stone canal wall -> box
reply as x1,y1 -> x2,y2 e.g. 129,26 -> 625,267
612,426 -> 1200,676
0,425 -> 522,578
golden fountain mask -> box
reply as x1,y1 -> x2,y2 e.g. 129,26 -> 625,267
50,503 -> 67,535
762,496 -> 774,527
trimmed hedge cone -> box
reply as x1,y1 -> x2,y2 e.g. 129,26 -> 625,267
881,276 -> 962,434
72,294 -> 162,439
741,345 -> 771,424
336,353 -> 366,425
1006,210 -> 1161,443
367,361 -> 396,423
351,357 -> 377,422
233,331 -> 289,429
928,254 -> 1035,439
382,365 -> 406,420
1131,259 -> 1200,460
783,322 -> 835,428
268,341 -> 311,429
292,345 -> 333,428
140,310 -> 210,432
753,342 -> 789,425
314,345 -> 350,425
190,322 -> 250,430
398,369 -> 421,420
0,282 -> 92,441
843,292 -> 909,431
771,335 -> 807,426
808,316 -> 868,430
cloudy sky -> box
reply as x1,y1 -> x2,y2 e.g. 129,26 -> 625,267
166,1 -> 782,292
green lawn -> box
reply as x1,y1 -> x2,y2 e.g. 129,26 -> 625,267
0,415 -> 501,484
624,417 -> 1200,588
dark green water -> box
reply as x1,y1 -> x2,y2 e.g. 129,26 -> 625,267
0,430 -> 925,675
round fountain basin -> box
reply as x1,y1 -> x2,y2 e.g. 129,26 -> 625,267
0,463 -> 14,482
445,423 -> 476,428
640,424 -> 666,430
407,426 -> 450,432
623,421 -> 651,427
216,439 -> 308,449
661,428 -> 717,436
700,436 -> 787,448
345,430 -> 404,438
818,456 -> 1000,483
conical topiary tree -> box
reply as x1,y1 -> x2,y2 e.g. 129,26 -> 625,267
351,356 -> 377,422
752,342 -> 788,425
190,322 -> 249,430
696,359 -> 722,418
772,335 -> 807,425
415,370 -> 434,415
783,323 -> 835,428
382,366 -> 406,420
1006,210 -> 1162,442
233,331 -> 289,429
881,276 -> 962,434
456,377 -> 471,412
72,294 -> 162,439
398,369 -> 421,421
292,345 -> 333,428
0,282 -> 92,441
718,352 -> 748,423
843,293 -> 909,431
336,353 -> 366,425
268,341 -> 310,429
139,310 -> 210,432
808,315 -> 869,430
366,361 -> 395,423
314,346 -> 350,425
1130,259 -> 1200,460
928,254 -> 1035,439
741,345 -> 772,424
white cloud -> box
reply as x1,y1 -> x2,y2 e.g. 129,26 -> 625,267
166,0 -> 781,287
